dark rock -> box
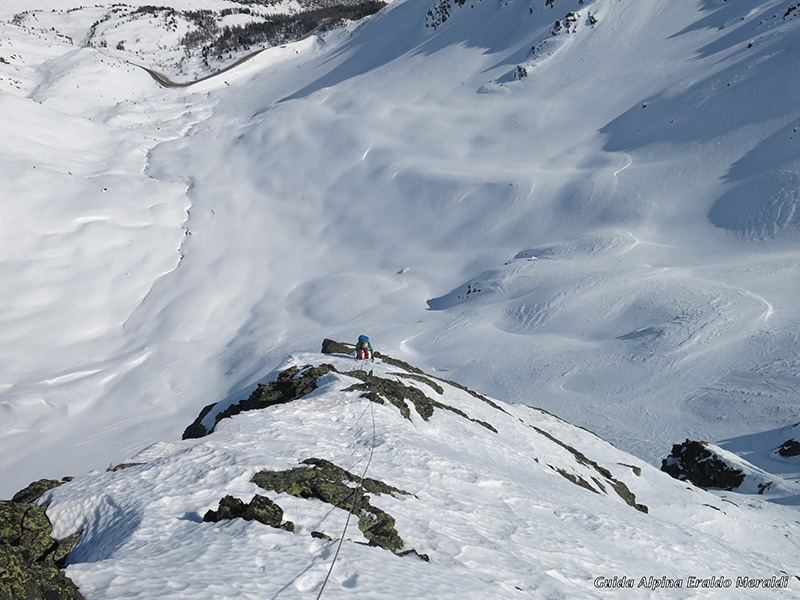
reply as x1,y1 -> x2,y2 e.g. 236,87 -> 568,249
757,481 -> 773,495
252,458 -> 422,556
661,439 -> 745,490
184,342 -> 501,438
553,467 -> 599,494
345,374 -> 431,420
0,498 -> 84,599
53,529 -> 83,569
358,505 -> 404,553
249,495 -> 295,532
777,438 -> 800,457
425,371 -> 508,413
606,479 -> 648,514
397,548 -> 431,562
253,458 -> 408,502
12,479 -> 65,504
19,504 -> 56,563
344,370 -> 497,432
0,546 -> 27,599
204,495 -> 294,532
218,363 -> 334,420
618,463 -> 642,477
203,495 -> 247,522
107,463 -> 144,472
182,401 -> 222,439
395,372 -> 444,394
533,427 -> 648,513
321,338 -> 354,355
377,354 -> 424,374
311,531 -> 332,540
184,363 -> 336,439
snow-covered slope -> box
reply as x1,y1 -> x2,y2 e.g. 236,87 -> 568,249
40,349 -> 799,598
1,0 -> 799,527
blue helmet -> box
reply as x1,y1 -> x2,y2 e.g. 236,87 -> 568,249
358,335 -> 369,341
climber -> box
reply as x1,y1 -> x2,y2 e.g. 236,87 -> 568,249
356,335 -> 373,360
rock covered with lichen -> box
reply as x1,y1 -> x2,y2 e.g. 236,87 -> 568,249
1,479 -> 84,600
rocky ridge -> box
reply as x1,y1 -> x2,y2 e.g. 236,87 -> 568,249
11,339 -> 800,597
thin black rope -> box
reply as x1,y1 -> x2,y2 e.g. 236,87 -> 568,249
315,369 -> 377,600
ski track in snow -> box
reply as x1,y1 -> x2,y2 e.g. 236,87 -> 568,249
612,153 -> 633,183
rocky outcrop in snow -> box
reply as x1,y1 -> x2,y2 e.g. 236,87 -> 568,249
184,340 -> 504,438
1,479 -> 83,600
777,424 -> 800,457
661,439 -> 746,490
778,438 -> 800,457
203,494 -> 295,532
251,458 -> 426,559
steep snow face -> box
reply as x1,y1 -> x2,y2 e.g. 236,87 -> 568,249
41,352 -> 800,598
1,0 -> 800,503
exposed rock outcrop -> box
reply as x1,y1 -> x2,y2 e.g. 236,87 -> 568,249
343,370 -> 498,432
321,338 -> 355,355
204,495 -> 295,532
184,340 -> 502,439
533,427 -> 648,513
252,458 -> 428,559
661,439 -> 745,490
205,456 -> 428,558
1,480 -> 84,600
183,363 -> 336,439
11,479 -> 67,505
777,438 -> 800,458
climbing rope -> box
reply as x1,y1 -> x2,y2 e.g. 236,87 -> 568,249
315,369 -> 377,600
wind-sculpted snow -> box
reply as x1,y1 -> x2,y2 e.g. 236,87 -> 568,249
599,0 -> 800,238
429,234 -> 768,357
514,234 -> 634,261
39,350 -> 800,598
710,162 -> 800,238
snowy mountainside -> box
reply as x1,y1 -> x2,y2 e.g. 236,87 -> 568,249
40,347 -> 800,598
1,0 -> 800,524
